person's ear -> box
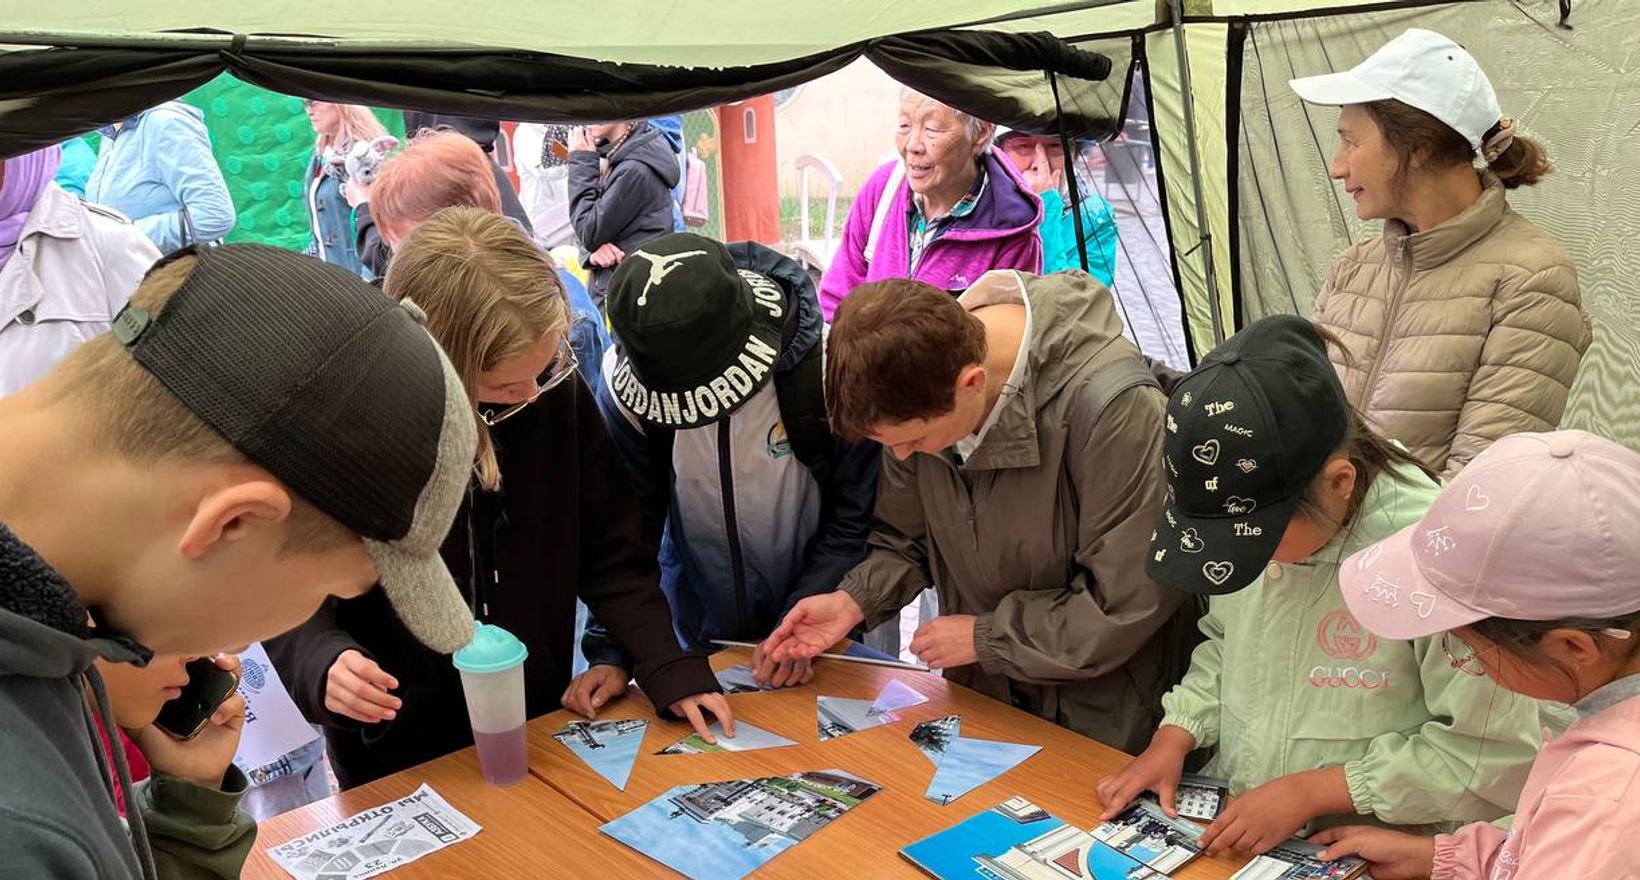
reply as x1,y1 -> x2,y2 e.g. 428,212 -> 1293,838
1322,455 -> 1358,511
177,480 -> 293,561
1538,629 -> 1604,670
956,365 -> 987,396
973,123 -> 996,157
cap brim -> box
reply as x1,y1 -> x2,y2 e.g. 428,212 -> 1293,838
365,538 -> 475,654
1289,70 -> 1395,107
1146,492 -> 1300,596
1338,525 -> 1490,640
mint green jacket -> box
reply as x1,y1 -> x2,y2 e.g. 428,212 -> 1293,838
1160,461 -> 1566,825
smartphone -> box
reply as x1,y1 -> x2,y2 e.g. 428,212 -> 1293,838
153,658 -> 240,741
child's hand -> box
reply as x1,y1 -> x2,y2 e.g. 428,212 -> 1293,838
1199,767 -> 1350,856
1095,725 -> 1195,819
561,664 -> 630,718
134,655 -> 246,789
1309,826 -> 1436,880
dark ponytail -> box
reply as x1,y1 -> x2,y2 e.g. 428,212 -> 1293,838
1468,612 -> 1640,690
1297,323 -> 1440,530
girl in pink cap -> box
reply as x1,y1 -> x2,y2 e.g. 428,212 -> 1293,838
1320,429 -> 1640,878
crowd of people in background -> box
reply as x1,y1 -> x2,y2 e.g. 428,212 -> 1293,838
2,27 -> 1636,880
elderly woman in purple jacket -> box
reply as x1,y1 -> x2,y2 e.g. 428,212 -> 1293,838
819,89 -> 1042,322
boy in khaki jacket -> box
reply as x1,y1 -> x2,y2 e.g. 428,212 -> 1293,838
763,270 -> 1197,752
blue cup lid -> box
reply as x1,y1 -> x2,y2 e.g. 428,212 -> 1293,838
452,623 -> 528,673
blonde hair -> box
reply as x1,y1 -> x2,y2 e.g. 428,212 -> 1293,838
314,103 -> 390,155
51,257 -> 355,553
382,207 -> 569,490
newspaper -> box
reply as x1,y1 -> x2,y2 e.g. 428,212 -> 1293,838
265,784 -> 481,880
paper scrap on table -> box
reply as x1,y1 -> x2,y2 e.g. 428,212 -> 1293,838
657,720 -> 796,755
232,642 -> 321,775
923,736 -> 1040,805
816,696 -> 898,741
714,664 -> 776,694
910,715 -> 962,766
868,678 -> 927,716
264,784 -> 479,880
554,719 -> 648,790
602,769 -> 882,880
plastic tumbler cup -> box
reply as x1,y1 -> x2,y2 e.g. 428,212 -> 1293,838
452,623 -> 529,786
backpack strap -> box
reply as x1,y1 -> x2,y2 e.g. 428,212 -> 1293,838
1082,353 -> 1159,416
862,162 -> 904,268
773,310 -> 837,524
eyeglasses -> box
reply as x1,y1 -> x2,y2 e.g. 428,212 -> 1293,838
478,340 -> 578,427
1442,632 -> 1489,677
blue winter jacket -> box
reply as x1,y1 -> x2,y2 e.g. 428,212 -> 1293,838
559,268 -> 608,390
85,102 -> 236,253
584,244 -> 879,662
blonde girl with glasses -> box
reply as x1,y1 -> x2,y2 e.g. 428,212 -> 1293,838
266,208 -> 731,791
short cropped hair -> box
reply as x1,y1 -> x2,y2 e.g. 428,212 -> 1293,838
52,258 -> 354,554
826,279 -> 987,441
370,131 -> 502,241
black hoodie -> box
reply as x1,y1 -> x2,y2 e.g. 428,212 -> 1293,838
568,121 -> 682,306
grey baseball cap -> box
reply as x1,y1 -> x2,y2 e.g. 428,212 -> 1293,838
113,244 -> 478,653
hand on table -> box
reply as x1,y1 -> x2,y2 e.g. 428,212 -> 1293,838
325,649 -> 401,724
750,643 -> 814,688
1309,827 -> 1437,880
1095,724 -> 1194,819
133,654 -> 246,789
761,591 -> 865,662
670,692 -> 735,745
1198,767 -> 1349,856
909,614 -> 978,670
588,242 -> 625,268
562,664 -> 630,717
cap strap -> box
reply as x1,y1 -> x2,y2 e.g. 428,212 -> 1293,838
1482,117 -> 1517,163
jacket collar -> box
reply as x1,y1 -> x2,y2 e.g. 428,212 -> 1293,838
1381,173 -> 1509,271
0,522 -> 153,676
18,183 -> 86,242
1574,674 -> 1640,720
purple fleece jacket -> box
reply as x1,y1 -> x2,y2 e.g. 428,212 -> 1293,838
819,150 -> 1042,321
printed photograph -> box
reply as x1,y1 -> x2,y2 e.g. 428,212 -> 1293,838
923,736 -> 1041,805
1090,799 -> 1204,874
602,770 -> 883,880
657,720 -> 797,755
553,719 -> 648,790
817,695 -> 899,741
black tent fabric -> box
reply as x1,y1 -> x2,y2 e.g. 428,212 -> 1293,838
0,30 -> 1120,156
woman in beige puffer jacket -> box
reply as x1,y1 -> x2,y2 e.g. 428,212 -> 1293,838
1293,29 -> 1591,479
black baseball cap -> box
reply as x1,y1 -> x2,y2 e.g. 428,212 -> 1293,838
1146,315 -> 1349,595
113,244 -> 479,653
604,233 -> 786,429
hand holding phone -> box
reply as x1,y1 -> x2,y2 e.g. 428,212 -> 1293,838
136,655 -> 248,789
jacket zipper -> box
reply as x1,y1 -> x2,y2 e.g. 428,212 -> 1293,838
463,483 -> 487,620
718,420 -> 750,631
1360,240 -> 1415,405
935,452 -> 982,553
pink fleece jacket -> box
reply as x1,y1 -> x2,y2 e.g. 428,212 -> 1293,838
1433,682 -> 1640,879
818,151 -> 1042,322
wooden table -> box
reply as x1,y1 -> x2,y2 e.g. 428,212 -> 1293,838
245,748 -> 659,879
528,647 -> 1249,879
250,647 -> 1249,879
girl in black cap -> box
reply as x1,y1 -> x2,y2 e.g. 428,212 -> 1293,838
1097,316 -> 1557,857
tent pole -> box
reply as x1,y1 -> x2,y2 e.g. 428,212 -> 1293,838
1167,0 -> 1225,345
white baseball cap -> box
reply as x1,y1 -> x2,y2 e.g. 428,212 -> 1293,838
1289,28 -> 1502,151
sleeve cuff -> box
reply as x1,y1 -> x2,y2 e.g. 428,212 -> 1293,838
840,580 -> 885,629
1156,712 -> 1214,750
1342,759 -> 1377,816
1430,833 -> 1465,880
143,767 -> 249,826
638,654 -> 721,718
972,613 -> 1007,675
